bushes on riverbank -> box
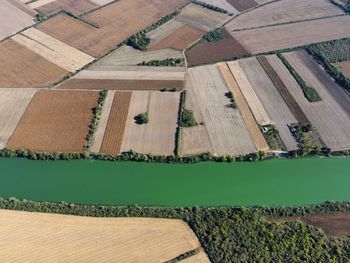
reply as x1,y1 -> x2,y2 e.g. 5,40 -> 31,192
1,198 -> 349,262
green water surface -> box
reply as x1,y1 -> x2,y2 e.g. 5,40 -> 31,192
0,157 -> 349,207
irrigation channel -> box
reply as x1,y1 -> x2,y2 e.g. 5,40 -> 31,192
0,157 -> 349,207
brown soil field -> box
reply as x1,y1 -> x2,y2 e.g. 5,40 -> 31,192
36,0 -> 99,16
185,29 -> 248,66
38,0 -> 190,57
282,51 -> 350,150
271,212 -> 350,237
147,20 -> 185,46
0,89 -> 36,149
226,0 -> 344,31
0,209 -> 202,263
149,24 -> 205,51
0,39 -> 68,88
257,56 -> 310,124
230,16 -> 350,54
226,0 -> 258,12
121,91 -> 180,156
0,0 -> 34,40
334,60 -> 350,78
100,91 -> 132,155
238,57 -> 298,151
221,62 -> 269,151
7,90 -> 99,152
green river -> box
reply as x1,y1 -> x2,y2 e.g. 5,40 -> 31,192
0,157 -> 349,207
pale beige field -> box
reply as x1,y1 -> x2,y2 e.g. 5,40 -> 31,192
276,52 -> 350,150
226,0 -> 344,31
0,209 -> 202,263
0,89 -> 36,149
198,0 -> 239,14
231,16 -> 350,54
7,0 -> 37,16
186,65 -> 257,156
28,0 -> 56,8
120,91 -> 179,155
238,57 -> 298,150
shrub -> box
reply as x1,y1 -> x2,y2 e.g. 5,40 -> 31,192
181,109 -> 197,127
135,112 -> 149,124
203,29 -> 224,42
138,58 -> 184,67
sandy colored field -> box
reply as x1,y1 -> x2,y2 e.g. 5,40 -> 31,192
257,56 -> 310,124
238,57 -> 298,150
90,46 -> 183,68
12,28 -> 94,72
231,16 -> 350,54
7,90 -> 99,152
147,20 -> 185,46
334,60 -> 350,78
187,65 -> 257,156
100,92 -> 132,155
7,0 -> 37,16
176,3 -> 229,32
0,39 -> 68,88
35,0 -> 98,16
185,29 -> 248,66
0,209 -> 202,263
91,90 -> 115,153
282,51 -> 350,150
38,0 -> 189,57
228,61 -> 272,126
28,0 -> 56,8
0,0 -> 34,40
0,89 -> 36,149
198,0 -> 239,14
149,24 -> 205,51
226,0 -> 257,12
180,250 -> 211,263
120,91 -> 179,156
220,63 -> 269,152
226,0 -> 344,31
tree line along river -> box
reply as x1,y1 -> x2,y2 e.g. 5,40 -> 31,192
0,157 -> 349,207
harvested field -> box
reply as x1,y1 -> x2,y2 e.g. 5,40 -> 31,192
197,0 -> 239,14
220,63 -> 269,151
0,209 -> 202,263
0,89 -> 36,149
28,0 -> 56,8
282,51 -> 350,150
100,92 -> 132,155
238,57 -> 298,150
176,4 -> 229,32
228,61 -> 272,126
257,56 -> 310,124
226,0 -> 257,12
185,29 -> 248,66
149,24 -> 205,51
147,20 -> 185,47
271,212 -> 350,237
91,90 -> 115,153
58,67 -> 185,91
0,39 -> 68,88
334,60 -> 350,77
34,0 -> 99,16
230,16 -> 350,54
186,65 -> 257,156
90,46 -> 183,68
12,28 -> 94,72
7,0 -> 37,16
7,90 -> 99,152
120,91 -> 180,156
0,0 -> 34,40
180,250 -> 211,263
38,0 -> 190,57
226,0 -> 344,31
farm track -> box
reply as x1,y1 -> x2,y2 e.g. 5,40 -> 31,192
100,91 -> 132,155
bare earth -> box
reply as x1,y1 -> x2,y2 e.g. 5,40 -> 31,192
0,209 -> 202,263
0,89 -> 36,149
7,90 -> 99,152
334,60 -> 350,78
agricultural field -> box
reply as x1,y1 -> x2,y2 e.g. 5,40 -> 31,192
335,61 -> 350,77
0,0 -> 35,40
0,39 -> 68,88
7,90 -> 99,152
30,0 -> 99,16
306,38 -> 350,63
0,89 -> 36,149
226,0 -> 258,12
197,0 -> 239,14
38,0 -> 189,57
226,0 -> 344,31
0,209 -> 203,263
271,51 -> 350,150
230,16 -> 350,54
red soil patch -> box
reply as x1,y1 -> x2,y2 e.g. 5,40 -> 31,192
37,0 -> 98,16
226,0 -> 258,12
7,90 -> 99,152
185,29 -> 248,66
149,24 -> 205,51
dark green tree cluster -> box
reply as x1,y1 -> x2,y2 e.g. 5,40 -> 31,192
180,109 -> 197,127
138,58 -> 184,67
127,33 -> 150,51
135,112 -> 149,124
192,0 -> 230,14
203,29 -> 224,42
